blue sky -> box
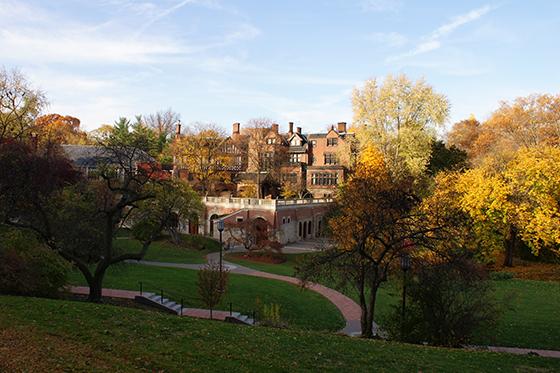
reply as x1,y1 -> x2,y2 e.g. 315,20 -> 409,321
1,0 -> 559,133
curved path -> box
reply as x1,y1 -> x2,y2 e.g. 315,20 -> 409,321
133,253 -> 368,336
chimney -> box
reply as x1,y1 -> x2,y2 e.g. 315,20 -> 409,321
296,126 -> 301,134
337,122 -> 347,133
175,120 -> 182,137
272,123 -> 279,133
288,122 -> 294,135
233,122 -> 240,134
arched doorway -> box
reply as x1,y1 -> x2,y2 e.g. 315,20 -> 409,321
209,214 -> 219,236
253,217 -> 268,244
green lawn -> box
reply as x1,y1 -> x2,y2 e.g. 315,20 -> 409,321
1,296 -> 559,372
68,264 -> 344,332
473,279 -> 560,350
225,253 -> 309,276
223,252 -> 560,351
114,235 -> 221,264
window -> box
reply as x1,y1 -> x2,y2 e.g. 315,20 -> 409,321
236,217 -> 244,222
324,153 -> 337,165
311,140 -> 317,146
266,138 -> 276,144
282,173 -> 297,183
311,173 -> 339,186
291,138 -> 301,146
327,138 -> 338,146
289,153 -> 301,164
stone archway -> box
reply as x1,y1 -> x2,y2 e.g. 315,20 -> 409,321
209,214 -> 219,236
253,217 -> 268,244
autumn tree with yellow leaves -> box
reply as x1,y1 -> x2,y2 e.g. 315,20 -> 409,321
172,123 -> 230,196
298,147 -> 459,338
447,146 -> 560,266
350,74 -> 449,178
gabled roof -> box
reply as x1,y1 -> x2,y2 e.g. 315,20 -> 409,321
62,145 -> 153,167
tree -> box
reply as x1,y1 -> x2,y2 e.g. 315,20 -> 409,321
427,140 -> 468,175
446,116 -> 481,159
244,118 -> 287,198
298,147 -> 455,338
1,135 -> 201,302
351,74 -> 449,178
448,94 -> 560,166
33,114 -> 88,152
143,108 -> 180,153
172,123 -> 229,196
385,256 -> 500,347
439,146 -> 560,266
226,218 -> 281,257
197,263 -> 229,319
0,67 -> 47,142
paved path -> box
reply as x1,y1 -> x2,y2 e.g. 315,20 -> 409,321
486,346 -> 560,359
134,253 -> 367,336
69,286 -> 233,321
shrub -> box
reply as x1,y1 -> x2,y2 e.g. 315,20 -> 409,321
196,263 -> 229,318
385,257 -> 501,347
489,271 -> 514,281
259,302 -> 286,328
0,229 -> 69,297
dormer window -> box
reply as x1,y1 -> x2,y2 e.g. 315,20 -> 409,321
266,138 -> 276,144
327,138 -> 338,146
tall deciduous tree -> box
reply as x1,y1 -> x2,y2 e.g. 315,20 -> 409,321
448,94 -> 560,166
1,135 -> 201,302
0,67 -> 47,142
298,147 -> 455,338
438,146 -> 560,266
33,114 -> 88,151
172,123 -> 228,196
351,74 -> 449,178
244,118 -> 287,198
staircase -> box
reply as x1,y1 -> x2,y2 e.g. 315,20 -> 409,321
135,292 -> 183,315
134,292 -> 255,325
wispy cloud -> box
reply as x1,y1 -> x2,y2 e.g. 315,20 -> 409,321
360,0 -> 402,12
135,0 -> 197,37
387,4 -> 497,62
368,32 -> 408,47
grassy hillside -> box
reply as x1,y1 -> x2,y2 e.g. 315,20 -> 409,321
0,296 -> 559,372
226,253 -> 560,351
68,264 -> 345,332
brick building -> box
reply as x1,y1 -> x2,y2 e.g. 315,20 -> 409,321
219,121 -> 354,198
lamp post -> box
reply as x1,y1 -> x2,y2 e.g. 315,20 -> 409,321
400,252 -> 411,341
217,220 -> 225,273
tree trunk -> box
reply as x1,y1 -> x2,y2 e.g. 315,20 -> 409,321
256,172 -> 261,199
363,283 -> 379,338
87,274 -> 105,302
503,225 -> 517,267
357,268 -> 369,338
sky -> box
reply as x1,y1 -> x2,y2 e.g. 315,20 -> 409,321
1,0 -> 560,134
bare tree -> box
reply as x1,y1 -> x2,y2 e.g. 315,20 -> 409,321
143,108 -> 180,139
0,67 -> 47,142
244,118 -> 287,198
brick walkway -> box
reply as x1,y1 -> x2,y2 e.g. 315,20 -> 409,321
69,286 -> 232,321
135,253 -> 366,336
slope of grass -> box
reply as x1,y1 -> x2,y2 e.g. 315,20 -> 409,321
474,279 -> 560,350
114,235 -> 220,264
1,296 -> 559,372
68,264 -> 344,332
225,253 -> 308,276
222,252 -> 560,350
